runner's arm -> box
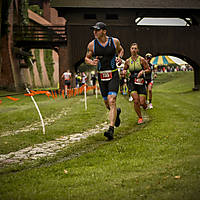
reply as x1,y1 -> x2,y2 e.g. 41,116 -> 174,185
122,59 -> 130,75
142,57 -> 150,71
85,41 -> 99,66
113,38 -> 124,66
114,38 -> 124,58
138,57 -> 150,78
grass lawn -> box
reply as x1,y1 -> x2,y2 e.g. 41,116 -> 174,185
0,71 -> 199,200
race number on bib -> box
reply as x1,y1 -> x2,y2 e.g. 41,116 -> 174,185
99,71 -> 112,81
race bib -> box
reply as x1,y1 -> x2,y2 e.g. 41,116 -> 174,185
99,71 -> 112,81
134,78 -> 144,85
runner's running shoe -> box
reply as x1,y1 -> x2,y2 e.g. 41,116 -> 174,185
115,108 -> 121,127
104,126 -> 114,140
137,118 -> 144,125
148,103 -> 153,109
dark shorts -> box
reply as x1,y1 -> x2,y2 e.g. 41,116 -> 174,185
120,77 -> 125,86
98,70 -> 119,100
92,80 -> 96,86
128,79 -> 147,95
65,80 -> 71,86
146,79 -> 153,86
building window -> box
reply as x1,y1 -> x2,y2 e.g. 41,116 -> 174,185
84,14 -> 96,19
106,14 -> 119,20
135,17 -> 191,26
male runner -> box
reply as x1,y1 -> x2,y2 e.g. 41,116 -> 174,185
123,43 -> 150,124
85,22 -> 124,140
61,69 -> 72,98
145,53 -> 157,109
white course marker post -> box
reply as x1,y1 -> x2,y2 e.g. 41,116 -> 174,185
84,84 -> 87,111
95,83 -> 98,99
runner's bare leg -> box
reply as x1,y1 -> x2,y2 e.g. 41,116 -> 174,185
107,95 -> 117,127
65,85 -> 68,96
104,99 -> 110,110
132,92 -> 142,118
148,84 -> 152,102
140,95 -> 147,109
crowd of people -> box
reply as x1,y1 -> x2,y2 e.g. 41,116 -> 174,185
84,21 -> 156,140
61,71 -> 97,98
156,65 -> 193,73
63,21 -> 188,140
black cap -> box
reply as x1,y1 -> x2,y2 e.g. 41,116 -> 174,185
91,22 -> 107,30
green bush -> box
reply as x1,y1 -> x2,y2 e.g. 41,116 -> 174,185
43,49 -> 54,86
34,49 -> 43,84
29,5 -> 43,16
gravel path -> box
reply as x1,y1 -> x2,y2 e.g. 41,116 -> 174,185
0,122 -> 108,166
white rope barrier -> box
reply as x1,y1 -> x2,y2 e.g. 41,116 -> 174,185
26,86 -> 45,135
28,59 -> 45,134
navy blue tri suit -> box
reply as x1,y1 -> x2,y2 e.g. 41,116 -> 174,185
93,37 -> 119,100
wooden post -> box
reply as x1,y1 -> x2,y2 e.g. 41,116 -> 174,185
193,66 -> 200,91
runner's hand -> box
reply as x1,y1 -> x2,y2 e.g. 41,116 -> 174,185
115,57 -> 122,66
123,70 -> 126,75
92,56 -> 99,66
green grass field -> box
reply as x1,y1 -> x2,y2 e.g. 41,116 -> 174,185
0,71 -> 199,200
